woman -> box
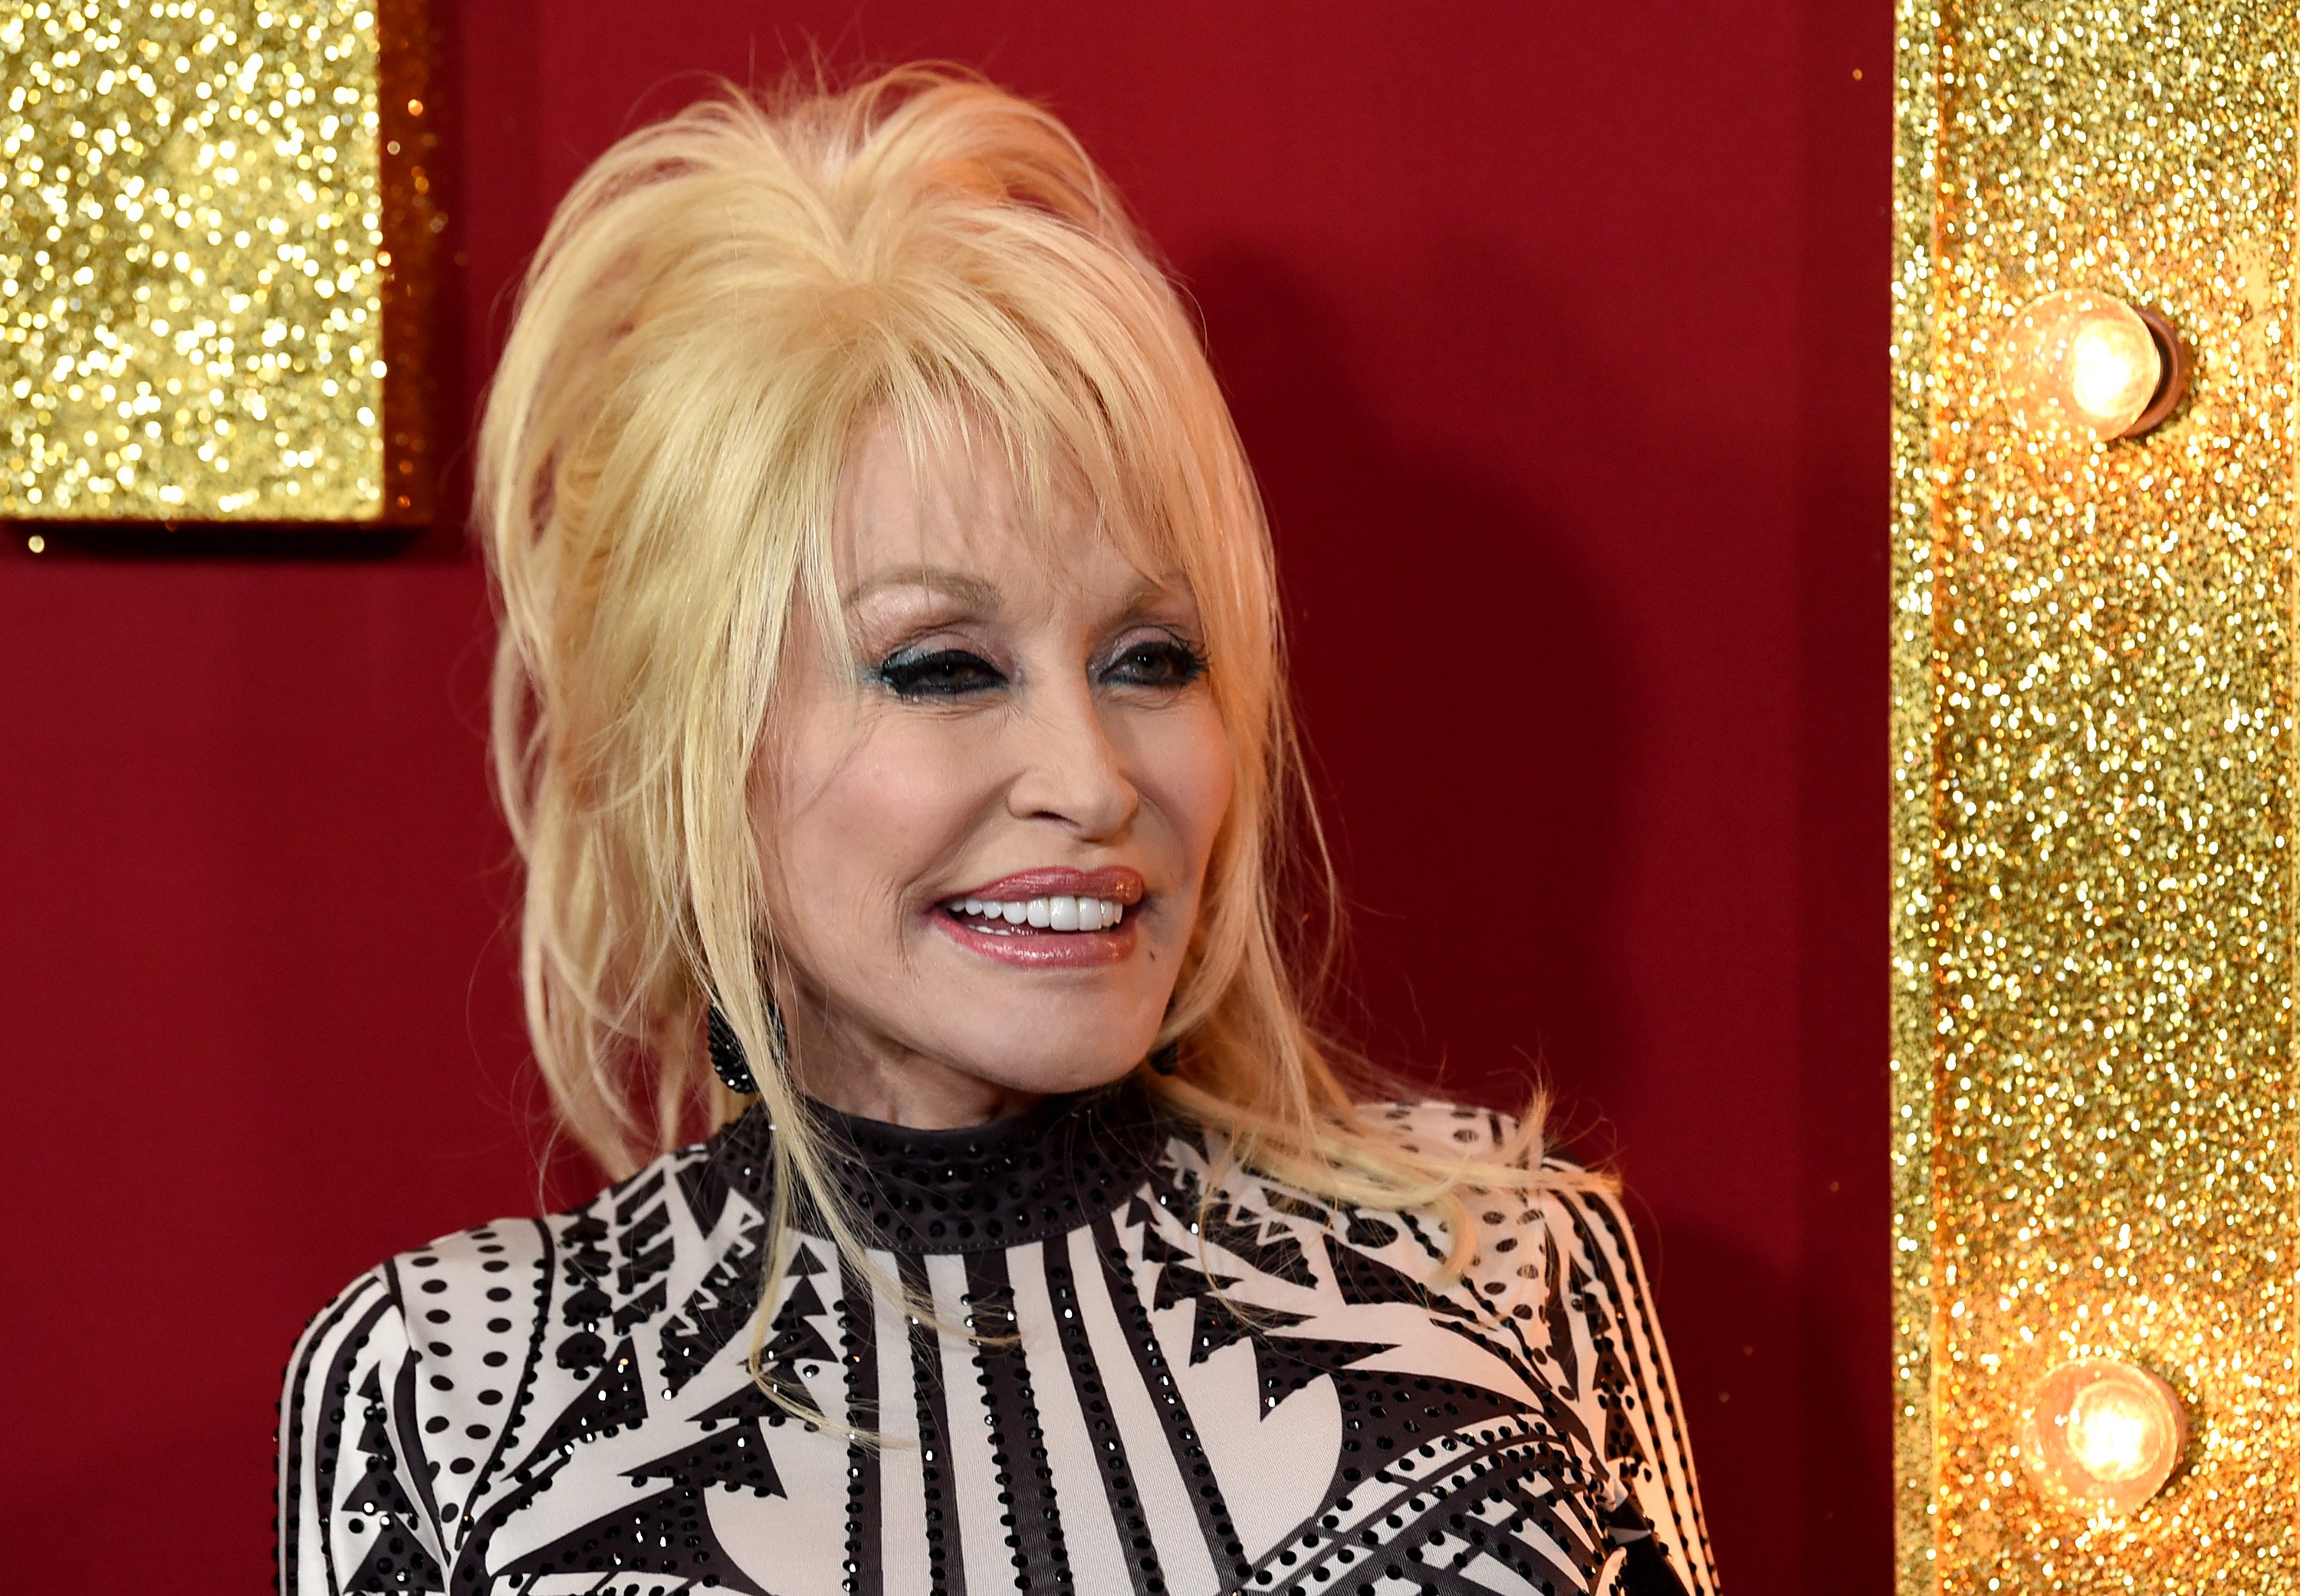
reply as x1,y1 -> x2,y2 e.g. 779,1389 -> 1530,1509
280,68 -> 1716,1596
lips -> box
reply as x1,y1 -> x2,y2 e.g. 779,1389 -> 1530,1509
931,865 -> 1145,968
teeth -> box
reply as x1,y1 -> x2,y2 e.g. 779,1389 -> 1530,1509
945,894 -> 1130,931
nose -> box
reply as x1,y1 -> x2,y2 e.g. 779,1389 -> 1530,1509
1006,675 -> 1138,839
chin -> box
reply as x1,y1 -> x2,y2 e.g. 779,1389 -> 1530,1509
912,939 -> 1169,1095
936,1011 -> 1154,1098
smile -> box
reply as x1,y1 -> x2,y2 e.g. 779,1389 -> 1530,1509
941,895 -> 1125,932
931,867 -> 1145,967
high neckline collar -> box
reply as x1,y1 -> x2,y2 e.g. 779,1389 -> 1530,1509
707,1074 -> 1174,1253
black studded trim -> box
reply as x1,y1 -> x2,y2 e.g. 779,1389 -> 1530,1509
704,1078 -> 1173,1254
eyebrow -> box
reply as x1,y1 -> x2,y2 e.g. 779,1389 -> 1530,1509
841,563 -> 1192,617
841,565 -> 1004,612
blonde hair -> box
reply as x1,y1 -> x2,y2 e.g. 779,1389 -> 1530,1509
477,67 -> 1582,1355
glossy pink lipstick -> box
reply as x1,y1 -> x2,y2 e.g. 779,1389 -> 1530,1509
932,866 -> 1145,967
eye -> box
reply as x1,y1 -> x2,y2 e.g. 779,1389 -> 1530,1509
876,648 -> 1007,700
1102,634 -> 1209,690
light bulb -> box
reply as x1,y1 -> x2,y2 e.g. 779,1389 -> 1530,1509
2065,1383 -> 2157,1482
2019,1358 -> 2187,1515
2000,290 -> 2187,442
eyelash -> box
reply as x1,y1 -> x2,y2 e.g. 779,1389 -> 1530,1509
874,636 -> 1210,701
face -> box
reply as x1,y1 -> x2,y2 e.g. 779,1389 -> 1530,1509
751,416 -> 1235,1128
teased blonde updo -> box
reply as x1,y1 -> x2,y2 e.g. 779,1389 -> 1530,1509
477,67 -> 1565,1320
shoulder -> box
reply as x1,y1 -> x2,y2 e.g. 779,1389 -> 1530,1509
1364,1097 -> 1523,1156
287,1125 -> 747,1393
1351,1096 -> 1645,1293
282,1200 -> 593,1404
1178,1095 -> 1625,1276
278,1215 -> 559,1540
278,1135 -> 753,1585
278,1263 -> 408,1519
1361,1094 -> 1594,1186
1191,1098 -> 1692,1486
331,1128 -> 747,1358
1357,1102 -> 1714,1588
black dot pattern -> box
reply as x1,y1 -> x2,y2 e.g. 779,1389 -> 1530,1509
961,1254 -> 1076,1591
838,1258 -> 881,1595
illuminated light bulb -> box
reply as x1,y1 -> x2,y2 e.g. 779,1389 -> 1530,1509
2000,290 -> 2188,442
2066,1382 -> 2157,1481
2018,1358 -> 2187,1515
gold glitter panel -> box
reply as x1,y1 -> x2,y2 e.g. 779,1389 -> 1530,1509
1892,2 -> 2300,1592
0,0 -> 437,525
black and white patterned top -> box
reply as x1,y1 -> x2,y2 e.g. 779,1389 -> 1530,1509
278,1082 -> 1717,1596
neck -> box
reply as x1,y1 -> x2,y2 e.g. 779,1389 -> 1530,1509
781,996 -> 1044,1130
801,1053 -> 1045,1129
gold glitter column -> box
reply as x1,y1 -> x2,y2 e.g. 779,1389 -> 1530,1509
1893,2 -> 2300,1593
0,0 -> 437,525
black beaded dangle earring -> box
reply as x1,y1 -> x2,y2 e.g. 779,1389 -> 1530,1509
705,1000 -> 787,1096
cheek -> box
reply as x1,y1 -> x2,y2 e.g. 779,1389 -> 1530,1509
1132,702 -> 1237,869
764,716 -> 990,934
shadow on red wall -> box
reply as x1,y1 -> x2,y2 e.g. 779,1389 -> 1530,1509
0,3 -> 1893,1590
1194,248 -> 1638,1108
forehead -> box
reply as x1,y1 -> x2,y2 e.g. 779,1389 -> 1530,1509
833,412 -> 1168,607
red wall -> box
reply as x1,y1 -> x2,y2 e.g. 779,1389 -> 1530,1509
0,4 -> 1893,1589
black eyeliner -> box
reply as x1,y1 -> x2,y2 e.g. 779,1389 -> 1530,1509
874,646 -> 1009,700
1101,634 -> 1210,688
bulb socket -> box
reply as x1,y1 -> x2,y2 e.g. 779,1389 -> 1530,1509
2119,304 -> 2189,438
